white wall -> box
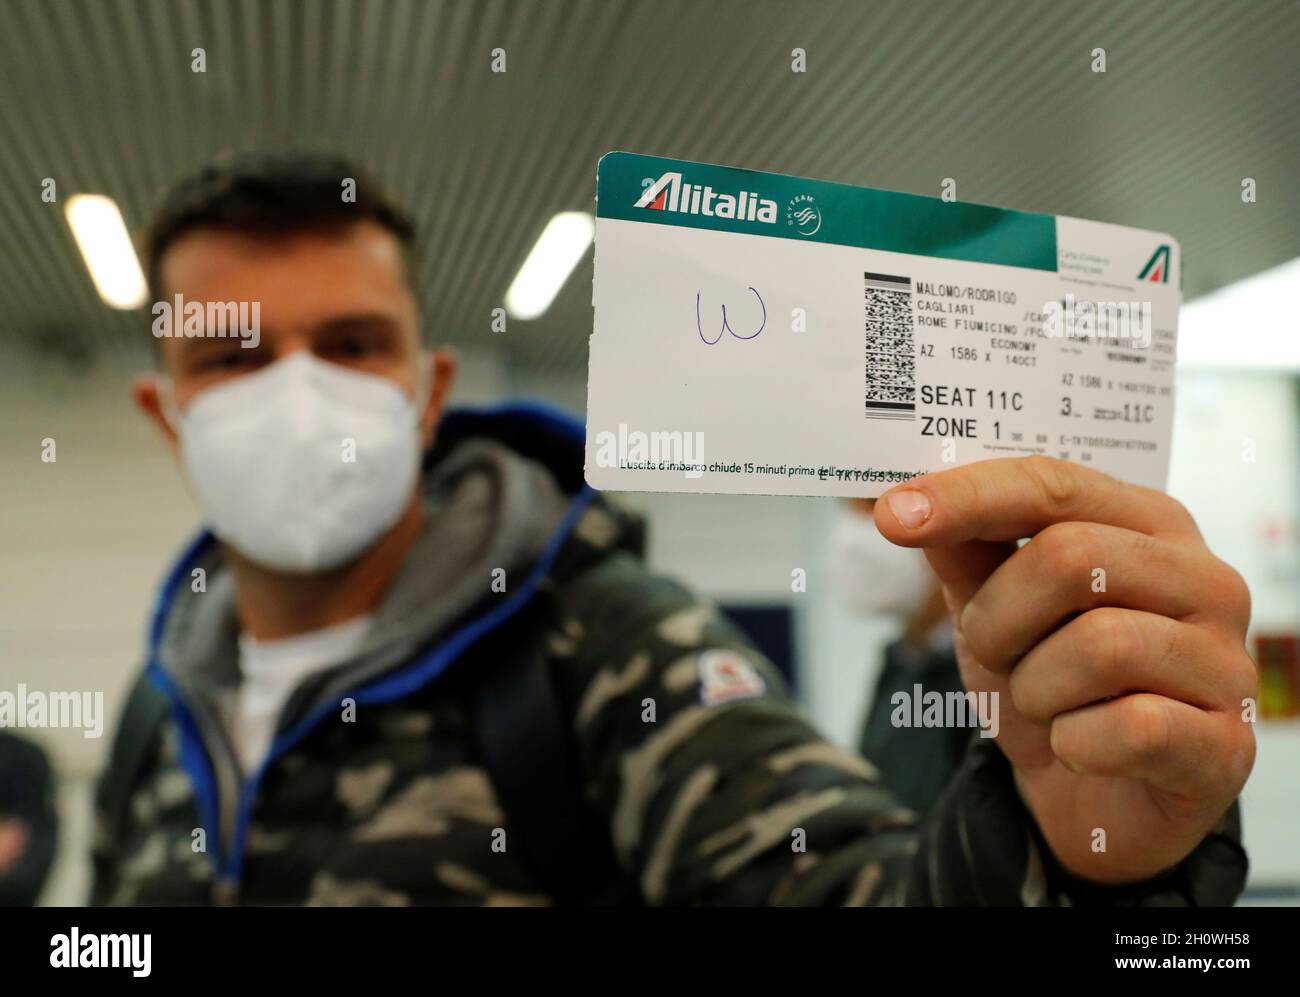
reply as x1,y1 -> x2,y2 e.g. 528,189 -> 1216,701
1167,371 -> 1300,890
0,353 -> 201,905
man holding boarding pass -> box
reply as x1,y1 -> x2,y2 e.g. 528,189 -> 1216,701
94,153 -> 1253,906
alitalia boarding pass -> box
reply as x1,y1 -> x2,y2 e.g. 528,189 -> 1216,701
585,152 -> 1181,498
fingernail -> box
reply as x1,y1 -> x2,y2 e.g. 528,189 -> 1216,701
885,490 -> 931,529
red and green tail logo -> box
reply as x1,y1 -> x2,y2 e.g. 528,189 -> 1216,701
1138,245 -> 1171,283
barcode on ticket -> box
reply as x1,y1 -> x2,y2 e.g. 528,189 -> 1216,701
863,271 -> 916,421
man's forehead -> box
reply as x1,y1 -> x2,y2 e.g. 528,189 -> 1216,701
159,220 -> 410,299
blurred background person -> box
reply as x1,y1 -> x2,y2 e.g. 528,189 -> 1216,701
832,499 -> 967,818
0,732 -> 58,906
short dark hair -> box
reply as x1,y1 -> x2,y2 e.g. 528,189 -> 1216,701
145,152 -> 416,297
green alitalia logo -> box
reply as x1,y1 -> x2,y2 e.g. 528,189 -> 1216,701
1138,244 -> 1171,283
600,152 -> 1059,272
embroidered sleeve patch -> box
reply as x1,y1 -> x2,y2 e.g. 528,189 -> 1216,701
697,649 -> 766,707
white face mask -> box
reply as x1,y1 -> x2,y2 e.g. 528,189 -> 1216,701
164,352 -> 429,574
829,508 -> 935,618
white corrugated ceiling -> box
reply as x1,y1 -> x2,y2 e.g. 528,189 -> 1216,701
1,0 -> 1297,371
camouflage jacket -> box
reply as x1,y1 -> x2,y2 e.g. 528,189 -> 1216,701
92,403 -> 1247,906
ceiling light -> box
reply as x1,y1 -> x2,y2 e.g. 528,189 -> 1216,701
505,211 -> 595,320
64,194 -> 148,309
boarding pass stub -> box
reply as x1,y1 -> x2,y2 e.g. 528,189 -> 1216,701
585,152 -> 1181,497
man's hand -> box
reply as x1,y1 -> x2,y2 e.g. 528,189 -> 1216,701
874,456 -> 1256,885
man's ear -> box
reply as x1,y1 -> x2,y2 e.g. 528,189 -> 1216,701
420,347 -> 458,448
132,374 -> 181,455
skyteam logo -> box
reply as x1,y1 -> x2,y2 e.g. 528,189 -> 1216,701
1138,244 -> 1171,283
786,193 -> 821,236
636,172 -> 778,223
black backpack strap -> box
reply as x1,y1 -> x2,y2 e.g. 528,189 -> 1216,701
92,668 -> 170,902
471,601 -> 632,906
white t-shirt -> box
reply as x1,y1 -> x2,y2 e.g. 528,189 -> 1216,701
233,615 -> 373,776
